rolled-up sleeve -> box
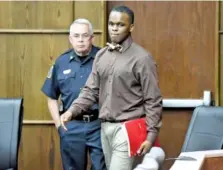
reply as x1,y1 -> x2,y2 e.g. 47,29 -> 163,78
41,64 -> 60,100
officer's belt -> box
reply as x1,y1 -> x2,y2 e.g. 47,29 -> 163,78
75,113 -> 98,123
60,109 -> 99,123
74,109 -> 99,123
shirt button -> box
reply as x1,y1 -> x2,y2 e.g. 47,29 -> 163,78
80,76 -> 83,78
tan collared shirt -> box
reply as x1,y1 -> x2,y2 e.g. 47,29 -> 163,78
68,36 -> 162,144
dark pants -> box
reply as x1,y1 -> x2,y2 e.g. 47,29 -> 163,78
58,119 -> 106,170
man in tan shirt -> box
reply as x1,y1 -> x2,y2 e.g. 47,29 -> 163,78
60,6 -> 162,170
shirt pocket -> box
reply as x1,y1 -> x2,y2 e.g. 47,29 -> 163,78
57,72 -> 76,93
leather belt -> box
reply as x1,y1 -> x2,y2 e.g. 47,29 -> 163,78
61,110 -> 99,123
75,114 -> 98,123
100,119 -> 127,123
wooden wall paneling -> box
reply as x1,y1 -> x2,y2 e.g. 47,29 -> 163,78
220,1 -> 223,31
0,1 -> 73,29
0,29 -> 69,33
74,1 -> 103,30
18,126 -> 62,170
107,1 -> 216,99
215,1 -> 220,106
0,34 -> 24,97
220,34 -> 223,105
92,34 -> 102,47
0,34 -> 70,120
74,1 -> 107,47
23,34 -> 71,120
220,1 -> 223,105
159,110 -> 192,169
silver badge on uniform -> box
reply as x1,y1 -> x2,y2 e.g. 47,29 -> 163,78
47,66 -> 54,79
63,69 -> 71,74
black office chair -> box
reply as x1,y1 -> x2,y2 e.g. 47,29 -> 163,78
181,106 -> 223,152
0,98 -> 23,170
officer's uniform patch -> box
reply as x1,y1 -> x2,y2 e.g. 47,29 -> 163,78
47,66 -> 54,79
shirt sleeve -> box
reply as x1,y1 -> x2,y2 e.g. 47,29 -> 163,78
68,51 -> 100,117
41,64 -> 60,99
136,55 -> 163,144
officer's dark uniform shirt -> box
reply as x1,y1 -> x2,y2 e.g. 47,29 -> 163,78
41,46 -> 100,113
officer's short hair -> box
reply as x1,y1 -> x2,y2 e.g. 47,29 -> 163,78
111,6 -> 134,24
69,18 -> 93,35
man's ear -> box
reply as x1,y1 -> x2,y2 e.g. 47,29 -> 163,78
90,35 -> 94,40
130,24 -> 134,32
90,35 -> 94,43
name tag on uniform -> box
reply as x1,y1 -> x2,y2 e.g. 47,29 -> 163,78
63,69 -> 71,75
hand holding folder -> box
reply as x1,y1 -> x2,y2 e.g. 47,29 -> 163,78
122,118 -> 160,157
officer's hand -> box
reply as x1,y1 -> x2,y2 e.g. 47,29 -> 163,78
55,122 -> 61,129
137,140 -> 152,156
60,111 -> 72,131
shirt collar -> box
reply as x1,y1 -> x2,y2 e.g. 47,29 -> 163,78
69,46 -> 97,62
120,35 -> 133,53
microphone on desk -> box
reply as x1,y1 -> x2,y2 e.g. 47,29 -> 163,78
134,147 -> 165,170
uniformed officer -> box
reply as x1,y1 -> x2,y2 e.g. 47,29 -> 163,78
41,18 -> 106,170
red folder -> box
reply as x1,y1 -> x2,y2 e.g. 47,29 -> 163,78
122,118 -> 160,157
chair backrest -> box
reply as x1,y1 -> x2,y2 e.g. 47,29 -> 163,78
181,106 -> 223,152
0,98 -> 23,170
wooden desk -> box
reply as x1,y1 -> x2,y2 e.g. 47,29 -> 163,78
170,150 -> 223,170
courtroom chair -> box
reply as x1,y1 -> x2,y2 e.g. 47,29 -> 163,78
0,98 -> 24,170
181,106 -> 223,152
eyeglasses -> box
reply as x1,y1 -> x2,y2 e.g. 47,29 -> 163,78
70,33 -> 91,40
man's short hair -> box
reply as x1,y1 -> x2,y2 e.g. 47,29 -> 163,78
111,6 -> 134,24
69,18 -> 93,35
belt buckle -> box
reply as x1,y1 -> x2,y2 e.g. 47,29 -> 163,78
83,115 -> 91,123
